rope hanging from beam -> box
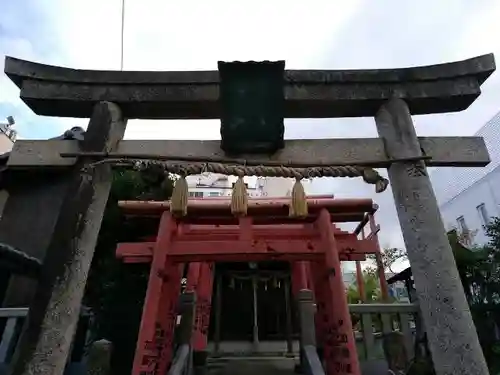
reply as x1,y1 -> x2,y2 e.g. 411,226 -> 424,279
83,157 -> 390,218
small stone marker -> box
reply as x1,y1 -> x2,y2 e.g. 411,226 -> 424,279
86,339 -> 112,375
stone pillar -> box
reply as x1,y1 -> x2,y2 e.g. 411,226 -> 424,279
86,339 -> 112,375
375,98 -> 488,375
177,292 -> 197,345
251,275 -> 259,352
297,289 -> 317,373
9,102 -> 127,375
297,289 -> 316,346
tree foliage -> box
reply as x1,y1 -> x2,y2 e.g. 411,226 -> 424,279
83,167 -> 175,375
444,221 -> 500,372
379,247 -> 407,274
346,270 -> 382,304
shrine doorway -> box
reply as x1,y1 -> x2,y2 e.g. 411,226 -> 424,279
209,261 -> 297,347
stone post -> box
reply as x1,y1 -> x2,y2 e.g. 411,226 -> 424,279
297,289 -> 316,347
178,292 -> 197,345
374,98 -> 489,375
86,339 -> 112,375
9,101 -> 127,375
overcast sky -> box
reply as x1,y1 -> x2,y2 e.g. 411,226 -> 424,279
1,0 -> 500,272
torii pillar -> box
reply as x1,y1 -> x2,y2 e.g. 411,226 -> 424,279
376,98 -> 488,375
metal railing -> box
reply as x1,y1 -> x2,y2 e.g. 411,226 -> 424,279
0,307 -> 92,374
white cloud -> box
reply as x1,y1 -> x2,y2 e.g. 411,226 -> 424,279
2,0 -> 500,254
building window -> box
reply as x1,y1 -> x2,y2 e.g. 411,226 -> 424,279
457,216 -> 468,233
189,192 -> 204,198
477,203 -> 489,227
208,192 -> 220,197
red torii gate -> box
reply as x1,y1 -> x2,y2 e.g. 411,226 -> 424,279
116,196 -> 385,375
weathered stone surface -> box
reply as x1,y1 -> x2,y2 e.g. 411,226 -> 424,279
375,98 -> 489,375
0,172 -> 71,307
6,136 -> 490,168
4,54 -> 495,119
0,242 -> 41,278
8,102 -> 127,375
382,332 -> 408,372
86,339 -> 112,375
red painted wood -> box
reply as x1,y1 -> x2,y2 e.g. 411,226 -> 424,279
155,262 -> 182,375
291,262 -> 308,297
116,241 -> 367,262
173,213 -> 367,225
355,260 -> 366,302
311,261 -> 328,352
123,198 -> 382,374
186,262 -> 201,291
193,262 -> 214,352
131,212 -> 182,375
317,209 -> 361,375
119,198 -> 375,218
305,262 -> 313,290
369,215 -> 390,301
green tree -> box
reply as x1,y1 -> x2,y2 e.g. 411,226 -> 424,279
446,220 -> 500,372
83,166 -> 175,374
380,247 -> 407,274
346,270 -> 382,304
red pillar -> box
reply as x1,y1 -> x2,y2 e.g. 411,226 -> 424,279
132,212 -> 182,375
369,215 -> 389,301
193,262 -> 215,352
311,261 -> 328,353
317,209 -> 361,375
355,260 -> 366,302
186,262 -> 201,291
306,262 -> 314,291
291,261 -> 308,297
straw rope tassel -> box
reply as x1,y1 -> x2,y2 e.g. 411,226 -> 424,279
231,174 -> 248,216
289,177 -> 308,218
170,174 -> 188,216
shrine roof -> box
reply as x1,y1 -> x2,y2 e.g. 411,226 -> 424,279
4,54 -> 495,119
118,196 -> 378,225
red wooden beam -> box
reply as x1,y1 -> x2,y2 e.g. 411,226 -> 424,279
116,235 -> 372,263
172,213 -> 367,225
118,198 -> 376,218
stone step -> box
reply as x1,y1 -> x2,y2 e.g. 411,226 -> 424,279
204,356 -> 297,375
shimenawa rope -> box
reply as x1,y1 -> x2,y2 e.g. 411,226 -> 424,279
83,158 -> 390,218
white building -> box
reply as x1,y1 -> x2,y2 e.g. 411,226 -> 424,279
186,174 -> 295,199
431,110 -> 500,246
0,116 -> 16,154
342,271 -> 409,302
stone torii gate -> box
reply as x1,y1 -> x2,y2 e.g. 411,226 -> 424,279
1,54 -> 495,375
